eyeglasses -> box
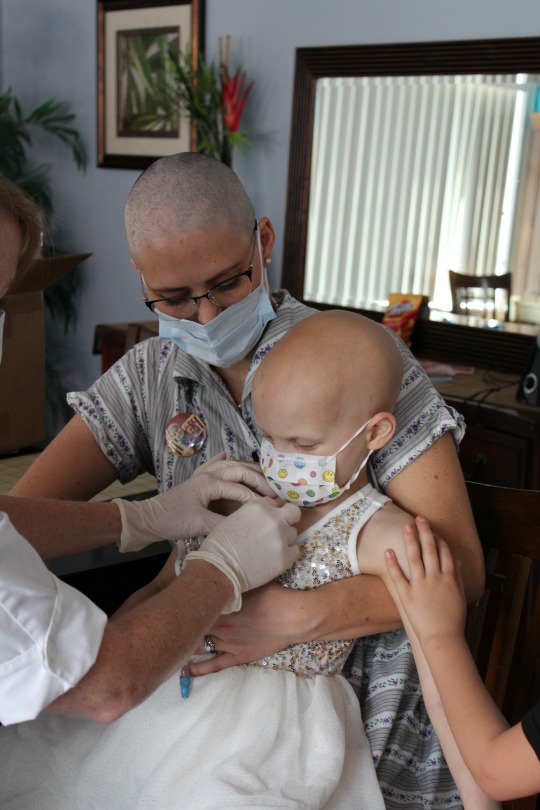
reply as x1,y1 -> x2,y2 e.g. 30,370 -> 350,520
142,223 -> 258,319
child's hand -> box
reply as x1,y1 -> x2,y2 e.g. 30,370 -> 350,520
384,516 -> 468,649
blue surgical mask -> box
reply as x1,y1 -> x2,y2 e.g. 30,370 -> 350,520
156,234 -> 276,367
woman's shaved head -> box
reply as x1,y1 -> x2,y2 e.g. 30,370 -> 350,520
125,153 -> 255,263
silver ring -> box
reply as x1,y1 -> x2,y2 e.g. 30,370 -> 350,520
204,634 -> 217,654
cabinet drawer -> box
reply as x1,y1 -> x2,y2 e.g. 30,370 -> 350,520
458,424 -> 528,488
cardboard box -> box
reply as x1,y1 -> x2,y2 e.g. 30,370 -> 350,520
0,253 -> 92,456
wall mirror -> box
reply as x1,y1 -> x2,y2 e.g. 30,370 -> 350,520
281,38 -> 540,326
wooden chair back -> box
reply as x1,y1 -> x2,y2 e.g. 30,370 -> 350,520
466,481 -> 540,810
449,270 -> 512,320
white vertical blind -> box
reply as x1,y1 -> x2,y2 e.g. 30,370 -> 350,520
305,75 -> 530,311
506,112 -> 540,297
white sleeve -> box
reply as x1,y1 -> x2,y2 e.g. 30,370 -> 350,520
0,512 -> 107,725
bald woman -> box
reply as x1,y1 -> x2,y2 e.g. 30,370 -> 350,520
0,173 -> 299,726
11,152 -> 483,808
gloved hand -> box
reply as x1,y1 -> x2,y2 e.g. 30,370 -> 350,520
191,453 -> 271,491
184,499 -> 301,612
114,457 -> 277,553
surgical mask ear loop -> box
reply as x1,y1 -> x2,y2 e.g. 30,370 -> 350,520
335,419 -> 371,456
334,419 -> 372,492
343,447 -> 373,492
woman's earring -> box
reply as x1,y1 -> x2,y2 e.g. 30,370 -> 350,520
265,257 -> 272,266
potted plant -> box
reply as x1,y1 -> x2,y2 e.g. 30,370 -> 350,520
167,35 -> 254,167
119,35 -> 254,168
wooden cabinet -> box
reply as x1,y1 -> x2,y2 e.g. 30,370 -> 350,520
93,320 -> 157,373
355,305 -> 540,488
455,424 -> 529,488
436,370 -> 540,489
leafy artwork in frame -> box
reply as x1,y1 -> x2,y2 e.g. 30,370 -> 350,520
97,0 -> 204,169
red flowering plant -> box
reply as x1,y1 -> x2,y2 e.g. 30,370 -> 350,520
167,35 -> 254,167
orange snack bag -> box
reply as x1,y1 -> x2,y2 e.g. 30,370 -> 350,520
382,293 -> 425,346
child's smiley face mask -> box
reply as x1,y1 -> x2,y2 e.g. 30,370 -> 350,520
259,420 -> 371,507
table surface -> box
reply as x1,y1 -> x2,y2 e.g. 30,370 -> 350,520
431,365 -> 540,418
0,452 -> 163,575
0,452 -> 157,501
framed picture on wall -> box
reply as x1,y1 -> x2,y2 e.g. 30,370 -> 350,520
97,0 -> 204,169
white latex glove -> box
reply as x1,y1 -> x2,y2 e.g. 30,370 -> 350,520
191,453 -> 273,493
114,460 -> 275,553
184,499 -> 301,613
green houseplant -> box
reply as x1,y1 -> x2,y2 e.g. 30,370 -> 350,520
166,43 -> 254,168
0,88 -> 86,210
119,35 -> 254,167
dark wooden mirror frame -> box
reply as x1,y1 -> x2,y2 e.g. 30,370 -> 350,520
282,37 -> 540,298
281,37 -> 540,373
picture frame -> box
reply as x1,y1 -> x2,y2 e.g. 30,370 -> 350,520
97,0 -> 204,169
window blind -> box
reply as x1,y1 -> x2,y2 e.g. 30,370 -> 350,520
305,75 -> 528,311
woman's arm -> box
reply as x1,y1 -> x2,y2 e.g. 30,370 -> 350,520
47,559 -> 235,722
385,431 -> 484,601
190,574 -> 401,675
0,495 -> 121,559
44,499 -> 300,721
10,414 -> 118,500
112,550 -> 177,619
5,439 -> 281,563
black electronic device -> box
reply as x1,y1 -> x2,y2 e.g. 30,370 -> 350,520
517,330 -> 540,406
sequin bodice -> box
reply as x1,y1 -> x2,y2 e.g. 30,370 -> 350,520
250,485 -> 388,679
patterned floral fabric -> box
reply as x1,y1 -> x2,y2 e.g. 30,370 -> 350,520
348,632 -> 462,808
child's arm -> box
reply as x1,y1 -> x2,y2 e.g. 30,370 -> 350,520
358,509 -> 500,809
112,549 -> 177,619
385,517 -> 540,803
405,627 -> 500,810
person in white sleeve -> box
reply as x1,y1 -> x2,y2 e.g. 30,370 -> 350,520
0,173 -> 300,726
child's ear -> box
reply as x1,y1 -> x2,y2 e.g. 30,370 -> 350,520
366,412 -> 396,450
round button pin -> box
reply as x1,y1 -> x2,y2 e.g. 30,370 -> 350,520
165,413 -> 207,457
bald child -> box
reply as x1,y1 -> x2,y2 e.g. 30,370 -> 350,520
251,309 -> 497,810
252,309 -> 406,551
253,309 -> 420,603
